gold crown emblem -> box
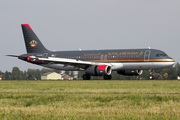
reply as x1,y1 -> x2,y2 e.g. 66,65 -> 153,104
29,40 -> 38,47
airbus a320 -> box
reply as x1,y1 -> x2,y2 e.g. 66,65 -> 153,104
7,24 -> 175,80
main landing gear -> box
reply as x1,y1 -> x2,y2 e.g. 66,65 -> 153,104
82,74 -> 112,80
82,74 -> 91,80
149,70 -> 155,80
104,75 -> 112,80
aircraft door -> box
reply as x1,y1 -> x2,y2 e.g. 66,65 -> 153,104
100,54 -> 107,60
144,50 -> 151,61
100,54 -> 104,60
104,54 -> 107,60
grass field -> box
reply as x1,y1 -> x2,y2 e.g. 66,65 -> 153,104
0,80 -> 180,120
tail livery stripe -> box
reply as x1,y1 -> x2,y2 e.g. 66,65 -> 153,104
21,24 -> 34,32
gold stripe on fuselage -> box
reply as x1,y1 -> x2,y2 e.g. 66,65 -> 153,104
81,59 -> 175,62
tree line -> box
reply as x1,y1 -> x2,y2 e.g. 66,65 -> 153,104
1,62 -> 180,80
0,67 -> 64,80
0,67 -> 77,80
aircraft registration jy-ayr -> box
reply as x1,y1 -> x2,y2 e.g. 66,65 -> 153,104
7,24 -> 175,80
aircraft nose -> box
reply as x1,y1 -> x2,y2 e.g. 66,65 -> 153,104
170,58 -> 175,65
171,57 -> 175,62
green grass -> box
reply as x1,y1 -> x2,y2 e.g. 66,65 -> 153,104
0,80 -> 180,119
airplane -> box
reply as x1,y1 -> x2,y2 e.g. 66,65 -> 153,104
7,24 -> 175,80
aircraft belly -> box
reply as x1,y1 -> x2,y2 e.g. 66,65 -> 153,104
111,63 -> 123,71
40,62 -> 174,71
41,64 -> 84,71
121,62 -> 174,70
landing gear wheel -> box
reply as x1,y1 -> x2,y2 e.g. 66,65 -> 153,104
82,74 -> 91,80
149,70 -> 155,80
104,75 -> 112,80
150,75 -> 155,80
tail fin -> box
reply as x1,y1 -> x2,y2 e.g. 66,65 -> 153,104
21,24 -> 50,53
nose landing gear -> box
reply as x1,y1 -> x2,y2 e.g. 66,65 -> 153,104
149,70 -> 155,80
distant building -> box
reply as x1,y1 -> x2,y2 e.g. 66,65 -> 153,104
61,73 -> 73,80
74,74 -> 78,80
0,75 -> 3,80
41,72 -> 62,80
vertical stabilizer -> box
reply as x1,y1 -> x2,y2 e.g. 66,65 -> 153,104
21,24 -> 50,53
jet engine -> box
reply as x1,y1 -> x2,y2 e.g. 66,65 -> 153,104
117,70 -> 143,76
86,65 -> 112,76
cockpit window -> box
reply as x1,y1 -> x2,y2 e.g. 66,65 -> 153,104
156,54 -> 168,57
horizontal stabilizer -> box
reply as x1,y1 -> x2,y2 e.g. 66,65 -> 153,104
6,55 -> 27,59
6,55 -> 21,57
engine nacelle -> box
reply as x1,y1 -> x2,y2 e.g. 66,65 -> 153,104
86,65 -> 112,76
117,70 -> 143,76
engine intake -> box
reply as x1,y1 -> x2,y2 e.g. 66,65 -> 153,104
117,70 -> 143,76
86,65 -> 112,76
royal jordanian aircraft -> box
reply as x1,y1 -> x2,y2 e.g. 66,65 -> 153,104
7,24 -> 175,80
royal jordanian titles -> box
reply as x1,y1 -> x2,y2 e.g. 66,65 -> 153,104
7,24 -> 175,80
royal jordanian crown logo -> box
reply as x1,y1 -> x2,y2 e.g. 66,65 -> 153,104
29,40 -> 38,47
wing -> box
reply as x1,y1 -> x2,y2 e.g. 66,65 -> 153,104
7,55 -> 112,69
38,57 -> 109,69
